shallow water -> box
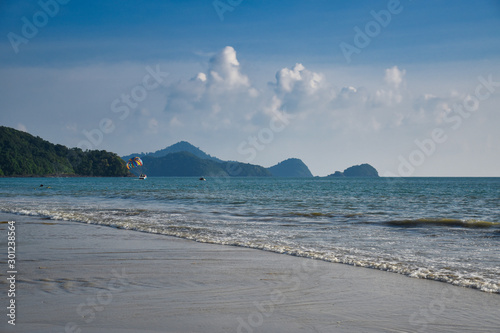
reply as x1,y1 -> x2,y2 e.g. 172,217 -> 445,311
1,176 -> 499,293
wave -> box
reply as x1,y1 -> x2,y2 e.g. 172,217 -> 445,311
286,211 -> 337,218
286,211 -> 373,219
1,207 -> 499,294
385,218 -> 500,229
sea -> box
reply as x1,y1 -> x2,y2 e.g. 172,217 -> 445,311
1,176 -> 499,293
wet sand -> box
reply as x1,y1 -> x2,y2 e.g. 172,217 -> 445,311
0,212 -> 499,332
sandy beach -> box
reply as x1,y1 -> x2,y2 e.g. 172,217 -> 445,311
1,212 -> 499,333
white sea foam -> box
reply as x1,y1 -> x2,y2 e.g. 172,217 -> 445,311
2,204 -> 499,294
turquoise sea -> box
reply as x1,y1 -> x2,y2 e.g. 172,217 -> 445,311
1,177 -> 499,293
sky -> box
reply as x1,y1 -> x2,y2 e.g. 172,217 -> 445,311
1,0 -> 499,176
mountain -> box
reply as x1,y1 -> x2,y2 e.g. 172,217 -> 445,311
124,141 -> 272,177
123,141 -> 380,178
327,163 -> 379,178
0,126 -> 129,177
122,141 -> 222,162
139,152 -> 224,177
135,152 -> 271,177
268,158 -> 313,177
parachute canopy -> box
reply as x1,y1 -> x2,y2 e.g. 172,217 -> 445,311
126,157 -> 143,170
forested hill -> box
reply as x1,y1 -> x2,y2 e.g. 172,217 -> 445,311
268,158 -> 313,177
137,152 -> 272,177
122,141 -> 223,162
0,126 -> 129,177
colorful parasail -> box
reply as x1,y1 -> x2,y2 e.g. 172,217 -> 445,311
126,157 -> 143,170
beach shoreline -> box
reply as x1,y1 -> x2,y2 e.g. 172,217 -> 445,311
0,212 -> 499,333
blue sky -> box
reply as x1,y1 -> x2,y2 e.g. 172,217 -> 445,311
1,0 -> 499,176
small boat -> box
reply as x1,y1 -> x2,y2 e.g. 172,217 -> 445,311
139,174 -> 147,180
199,177 -> 206,181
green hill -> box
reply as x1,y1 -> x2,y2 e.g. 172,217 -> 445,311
0,126 -> 129,177
134,152 -> 271,177
123,141 -> 273,177
139,152 -> 225,177
268,158 -> 313,177
122,141 -> 222,163
222,160 -> 273,177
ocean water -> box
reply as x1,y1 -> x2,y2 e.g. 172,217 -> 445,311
1,177 -> 499,293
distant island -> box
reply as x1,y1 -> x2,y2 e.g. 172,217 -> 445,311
0,126 -> 129,177
0,126 -> 379,178
268,158 -> 313,177
124,142 -> 314,177
326,164 -> 379,178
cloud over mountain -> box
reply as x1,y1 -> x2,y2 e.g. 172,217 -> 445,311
158,46 -> 484,139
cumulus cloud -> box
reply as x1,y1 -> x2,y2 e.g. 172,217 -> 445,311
159,47 -> 456,138
371,66 -> 406,107
384,66 -> 406,89
162,46 -> 260,133
270,63 -> 334,116
271,64 -> 410,123
165,47 -> 248,110
274,63 -> 324,96
159,47 -> 422,138
206,46 -> 249,88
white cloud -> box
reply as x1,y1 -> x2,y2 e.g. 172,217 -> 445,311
270,63 -> 334,116
160,52 -> 419,139
384,66 -> 406,89
207,46 -> 249,88
162,46 -> 261,134
371,66 -> 406,108
195,72 -> 207,82
274,63 -> 325,96
275,63 -> 306,93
